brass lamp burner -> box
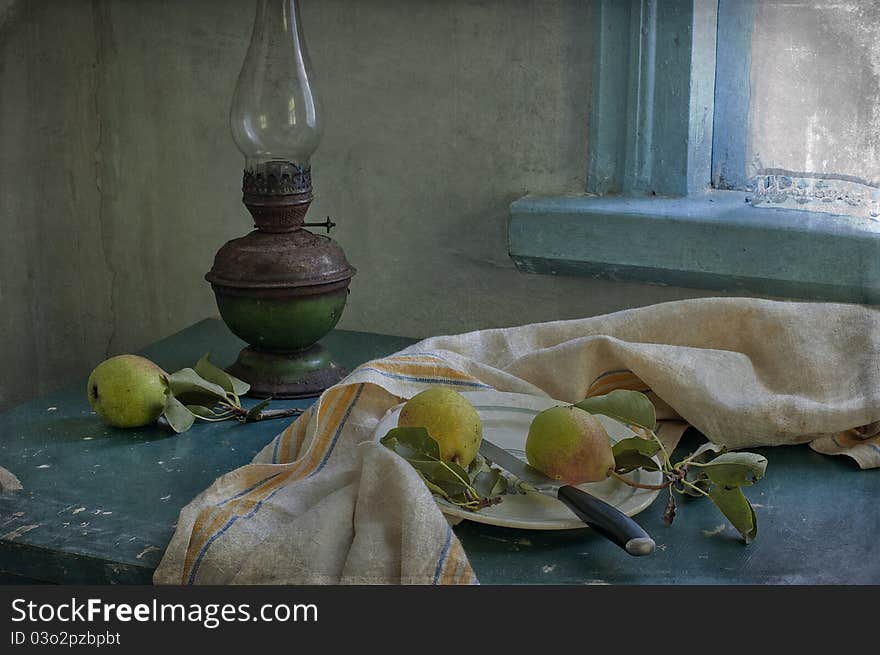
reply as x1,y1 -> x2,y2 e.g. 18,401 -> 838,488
206,163 -> 356,398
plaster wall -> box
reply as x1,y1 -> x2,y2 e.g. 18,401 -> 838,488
0,0 -> 712,410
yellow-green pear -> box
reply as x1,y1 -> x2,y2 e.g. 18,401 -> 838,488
526,405 -> 615,485
397,387 -> 482,466
87,355 -> 168,428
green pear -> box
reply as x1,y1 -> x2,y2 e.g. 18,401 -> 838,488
397,387 -> 482,466
87,355 -> 168,428
525,405 -> 615,485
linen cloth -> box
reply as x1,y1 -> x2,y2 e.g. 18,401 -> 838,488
153,297 -> 880,585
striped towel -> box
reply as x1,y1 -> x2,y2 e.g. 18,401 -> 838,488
154,297 -> 880,585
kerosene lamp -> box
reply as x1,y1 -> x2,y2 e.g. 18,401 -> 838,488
206,0 -> 355,398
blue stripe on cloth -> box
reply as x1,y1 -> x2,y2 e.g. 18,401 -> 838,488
217,471 -> 284,507
187,486 -> 286,584
183,472 -> 287,579
432,525 -> 453,585
187,385 -> 365,584
388,352 -> 458,365
354,367 -> 492,389
187,515 -> 236,584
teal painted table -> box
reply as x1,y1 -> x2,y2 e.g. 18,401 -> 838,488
1,319 -> 878,584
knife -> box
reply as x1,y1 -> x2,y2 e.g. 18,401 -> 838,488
480,438 -> 655,556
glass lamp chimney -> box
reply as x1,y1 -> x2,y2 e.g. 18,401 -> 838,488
230,0 -> 322,171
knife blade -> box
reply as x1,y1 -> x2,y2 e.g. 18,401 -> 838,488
479,438 -> 655,556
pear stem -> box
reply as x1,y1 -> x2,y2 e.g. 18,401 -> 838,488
608,469 -> 672,491
248,408 -> 303,422
217,400 -> 303,423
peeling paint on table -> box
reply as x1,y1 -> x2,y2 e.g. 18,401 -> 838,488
0,320 -> 416,584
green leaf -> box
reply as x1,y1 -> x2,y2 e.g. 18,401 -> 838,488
186,405 -> 236,422
680,469 -> 711,497
417,472 -> 456,502
471,467 -> 508,497
687,442 -> 726,463
708,485 -> 758,543
677,442 -> 726,491
167,368 -> 230,406
244,399 -> 271,423
380,427 -> 474,498
465,453 -> 509,497
614,452 -> 661,473
466,453 -> 487,479
381,429 -> 510,510
186,405 -> 220,418
575,389 -> 656,429
612,435 -> 660,473
612,435 -> 661,458
382,426 -> 441,459
162,393 -> 195,433
194,353 -> 250,397
701,452 -> 768,487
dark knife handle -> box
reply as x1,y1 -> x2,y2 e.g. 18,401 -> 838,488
557,485 -> 655,556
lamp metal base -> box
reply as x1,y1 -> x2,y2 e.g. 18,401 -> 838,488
227,344 -> 347,399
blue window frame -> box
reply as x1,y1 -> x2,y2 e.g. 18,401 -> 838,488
711,0 -> 754,191
509,0 -> 880,305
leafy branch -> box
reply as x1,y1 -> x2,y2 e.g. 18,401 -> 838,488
582,390 -> 768,544
158,353 -> 302,433
380,427 -> 507,511
380,388 -> 769,543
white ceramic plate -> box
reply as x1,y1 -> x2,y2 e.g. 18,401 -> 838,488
374,391 -> 664,530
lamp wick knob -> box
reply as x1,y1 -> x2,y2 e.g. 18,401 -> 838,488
303,217 -> 336,234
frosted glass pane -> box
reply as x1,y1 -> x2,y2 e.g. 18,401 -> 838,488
747,0 -> 880,217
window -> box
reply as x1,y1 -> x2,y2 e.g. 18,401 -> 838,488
715,0 -> 880,220
509,0 -> 880,304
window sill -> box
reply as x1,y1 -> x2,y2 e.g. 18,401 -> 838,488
508,191 -> 880,304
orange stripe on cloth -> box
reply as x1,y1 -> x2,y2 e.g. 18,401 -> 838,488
274,407 -> 314,464
181,385 -> 360,583
832,429 -> 880,450
586,370 -> 651,397
439,538 -> 471,585
184,389 -> 346,557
